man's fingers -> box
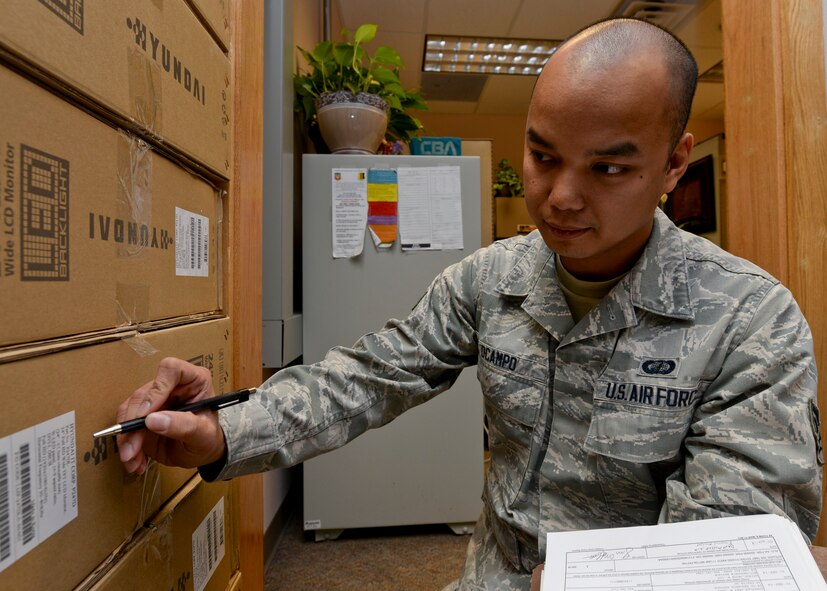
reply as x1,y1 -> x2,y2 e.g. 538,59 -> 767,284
118,436 -> 137,462
144,410 -> 225,467
123,454 -> 146,475
114,358 -> 219,474
116,381 -> 154,423
116,358 -> 213,423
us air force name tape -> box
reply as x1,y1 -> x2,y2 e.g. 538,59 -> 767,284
601,381 -> 698,408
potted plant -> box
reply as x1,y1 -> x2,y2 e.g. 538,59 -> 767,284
492,159 -> 525,197
294,24 -> 428,154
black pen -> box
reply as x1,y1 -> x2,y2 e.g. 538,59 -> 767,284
92,387 -> 255,438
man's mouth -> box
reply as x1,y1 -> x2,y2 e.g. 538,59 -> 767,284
545,222 -> 589,239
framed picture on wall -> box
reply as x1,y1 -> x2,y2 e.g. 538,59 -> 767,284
664,154 -> 716,235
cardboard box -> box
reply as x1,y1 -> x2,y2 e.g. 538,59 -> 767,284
187,0 -> 231,52
0,64 -> 223,349
0,318 -> 233,590
81,475 -> 240,591
0,0 -> 231,178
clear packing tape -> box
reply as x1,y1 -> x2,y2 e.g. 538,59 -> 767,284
115,132 -> 153,330
127,42 -> 162,139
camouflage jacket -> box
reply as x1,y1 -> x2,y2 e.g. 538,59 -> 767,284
207,209 -> 822,588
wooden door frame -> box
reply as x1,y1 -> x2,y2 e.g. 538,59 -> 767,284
231,0 -> 265,588
721,0 -> 827,543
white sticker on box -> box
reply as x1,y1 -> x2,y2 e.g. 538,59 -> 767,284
0,411 -> 77,574
192,496 -> 225,591
175,207 -> 210,277
0,435 -> 14,573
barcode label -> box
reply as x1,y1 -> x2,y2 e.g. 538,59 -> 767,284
192,496 -> 225,591
0,412 -> 77,575
175,207 -> 210,277
0,448 -> 11,566
17,444 -> 34,545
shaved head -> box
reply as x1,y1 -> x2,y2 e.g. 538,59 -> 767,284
543,18 -> 698,151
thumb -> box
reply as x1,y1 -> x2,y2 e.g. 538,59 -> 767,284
145,411 -> 174,435
146,410 -> 211,443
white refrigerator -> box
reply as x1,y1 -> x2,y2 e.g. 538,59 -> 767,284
301,154 -> 485,540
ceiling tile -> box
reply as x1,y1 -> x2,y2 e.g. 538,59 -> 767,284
425,0 -> 521,37
675,0 -> 722,49
335,0 -> 428,34
370,31 -> 425,88
420,72 -> 489,102
476,75 -> 536,108
510,0 -> 618,39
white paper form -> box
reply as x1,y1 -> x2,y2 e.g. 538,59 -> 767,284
331,168 -> 368,258
542,514 -> 827,591
398,166 -> 463,250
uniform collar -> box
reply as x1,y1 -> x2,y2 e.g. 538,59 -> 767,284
495,236 -> 574,341
627,208 -> 694,320
495,235 -> 555,297
495,209 -> 694,328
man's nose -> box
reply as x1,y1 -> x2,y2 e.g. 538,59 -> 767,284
547,169 -> 584,211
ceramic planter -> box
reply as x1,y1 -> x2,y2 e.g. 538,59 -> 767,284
316,91 -> 389,154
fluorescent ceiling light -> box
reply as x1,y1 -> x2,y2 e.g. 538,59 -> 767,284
423,35 -> 560,75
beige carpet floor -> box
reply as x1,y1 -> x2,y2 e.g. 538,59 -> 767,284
264,510 -> 470,590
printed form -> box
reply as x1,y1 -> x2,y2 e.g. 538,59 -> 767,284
542,514 -> 827,591
331,168 -> 368,258
398,166 -> 463,251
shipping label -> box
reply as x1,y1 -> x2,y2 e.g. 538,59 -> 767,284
191,496 -> 225,591
175,207 -> 209,277
0,411 -> 78,574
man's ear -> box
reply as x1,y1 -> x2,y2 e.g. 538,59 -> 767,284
663,132 -> 694,193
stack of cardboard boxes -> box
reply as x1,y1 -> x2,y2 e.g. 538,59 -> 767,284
1,1 -> 241,590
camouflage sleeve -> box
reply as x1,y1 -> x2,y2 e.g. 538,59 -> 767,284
660,282 -> 823,541
205,247 -> 487,481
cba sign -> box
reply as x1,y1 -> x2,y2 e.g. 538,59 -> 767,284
410,137 -> 462,156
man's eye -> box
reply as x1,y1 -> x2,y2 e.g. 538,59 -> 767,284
532,151 -> 554,163
595,163 -> 625,175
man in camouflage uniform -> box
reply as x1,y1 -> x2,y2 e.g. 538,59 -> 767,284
117,18 -> 822,590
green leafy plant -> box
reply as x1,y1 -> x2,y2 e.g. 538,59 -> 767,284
493,159 -> 524,197
293,24 -> 428,148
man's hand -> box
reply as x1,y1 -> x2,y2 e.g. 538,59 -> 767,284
117,357 -> 227,475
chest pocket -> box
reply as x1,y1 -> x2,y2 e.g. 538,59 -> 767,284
584,378 -> 708,463
477,340 -> 547,428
